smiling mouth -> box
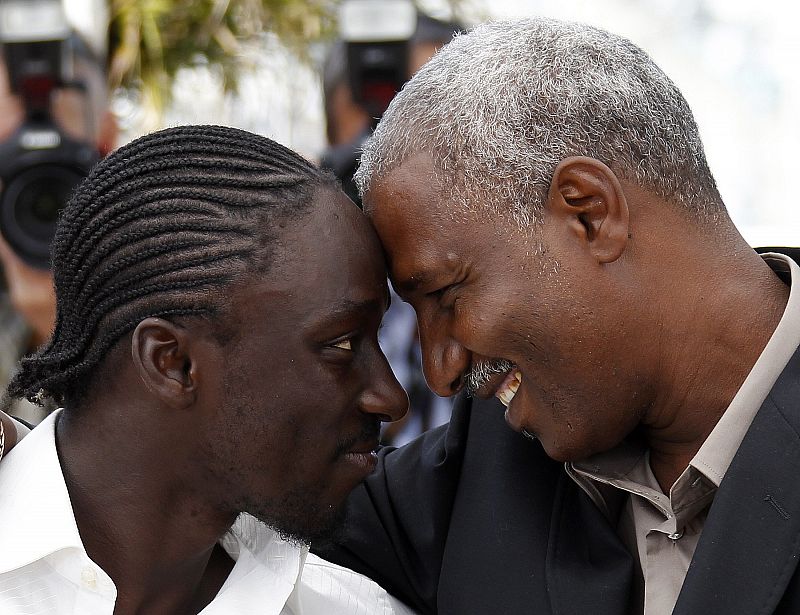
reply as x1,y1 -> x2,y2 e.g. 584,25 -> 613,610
496,370 -> 522,407
465,358 -> 514,396
464,359 -> 523,407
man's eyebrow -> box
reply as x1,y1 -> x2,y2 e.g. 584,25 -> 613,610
331,299 -> 383,314
321,297 -> 388,321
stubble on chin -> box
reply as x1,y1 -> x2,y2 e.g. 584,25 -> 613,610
244,488 -> 349,548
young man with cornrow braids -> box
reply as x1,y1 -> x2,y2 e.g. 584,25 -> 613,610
0,125 -> 416,614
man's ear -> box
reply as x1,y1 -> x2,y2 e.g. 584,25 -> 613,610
546,156 -> 630,264
130,317 -> 198,409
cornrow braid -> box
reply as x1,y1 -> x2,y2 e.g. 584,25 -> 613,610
8,125 -> 336,407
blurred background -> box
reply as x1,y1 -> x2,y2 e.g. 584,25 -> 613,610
105,0 -> 800,247
1,0 -> 798,438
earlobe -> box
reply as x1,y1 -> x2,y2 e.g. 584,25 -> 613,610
131,318 -> 197,409
548,156 -> 630,264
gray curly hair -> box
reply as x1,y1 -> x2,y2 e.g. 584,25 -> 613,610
355,18 -> 724,227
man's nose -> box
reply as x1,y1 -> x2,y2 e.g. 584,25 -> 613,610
360,353 -> 409,423
418,317 -> 470,397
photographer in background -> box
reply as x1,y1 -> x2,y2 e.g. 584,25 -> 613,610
321,6 -> 463,446
321,9 -> 463,204
0,0 -> 116,424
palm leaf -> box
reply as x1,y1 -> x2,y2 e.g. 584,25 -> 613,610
108,0 -> 337,115
107,0 -> 477,119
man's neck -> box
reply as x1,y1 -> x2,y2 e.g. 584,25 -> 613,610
56,408 -> 236,614
642,249 -> 790,492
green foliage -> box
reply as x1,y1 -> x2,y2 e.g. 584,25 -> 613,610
109,0 -> 337,113
107,0 -> 480,118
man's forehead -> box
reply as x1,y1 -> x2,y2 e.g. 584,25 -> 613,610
367,200 -> 463,289
264,196 -> 384,283
363,152 -> 441,213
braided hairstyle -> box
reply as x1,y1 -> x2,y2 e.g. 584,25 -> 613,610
8,125 -> 337,407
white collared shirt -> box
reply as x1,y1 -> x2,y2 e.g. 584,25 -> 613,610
0,412 -> 417,615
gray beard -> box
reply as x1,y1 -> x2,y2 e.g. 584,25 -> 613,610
464,358 -> 514,396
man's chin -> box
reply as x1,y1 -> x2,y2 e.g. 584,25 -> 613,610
250,498 -> 348,548
538,435 -> 605,464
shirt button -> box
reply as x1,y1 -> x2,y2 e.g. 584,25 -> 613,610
81,567 -> 98,589
668,531 -> 684,540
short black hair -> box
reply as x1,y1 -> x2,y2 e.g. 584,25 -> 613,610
8,124 -> 337,406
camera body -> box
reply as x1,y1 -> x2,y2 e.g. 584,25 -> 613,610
0,122 -> 98,269
339,0 -> 417,120
0,0 -> 100,269
322,2 -> 462,204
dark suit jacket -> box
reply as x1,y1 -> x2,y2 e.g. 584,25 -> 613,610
317,251 -> 800,615
316,392 -> 635,614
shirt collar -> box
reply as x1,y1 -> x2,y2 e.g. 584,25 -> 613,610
0,410 -> 85,573
568,252 -> 800,498
208,514 -> 307,614
691,253 -> 800,487
0,411 -> 308,614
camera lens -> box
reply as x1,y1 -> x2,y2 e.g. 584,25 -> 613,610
30,189 -> 63,224
15,173 -> 71,235
0,164 -> 84,269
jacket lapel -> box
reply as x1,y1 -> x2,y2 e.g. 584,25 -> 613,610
674,349 -> 800,614
545,472 -> 634,615
438,396 -> 633,614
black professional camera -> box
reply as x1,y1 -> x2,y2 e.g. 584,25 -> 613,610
339,0 -> 417,120
321,2 -> 462,203
0,0 -> 100,269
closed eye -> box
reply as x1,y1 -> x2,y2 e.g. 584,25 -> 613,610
426,285 -> 451,299
428,281 -> 462,308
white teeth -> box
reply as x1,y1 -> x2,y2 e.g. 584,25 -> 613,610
496,370 -> 523,407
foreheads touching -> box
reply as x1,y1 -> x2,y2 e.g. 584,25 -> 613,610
356,18 -> 725,227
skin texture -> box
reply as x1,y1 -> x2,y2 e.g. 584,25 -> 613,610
0,56 -> 117,346
195,189 -> 408,542
0,411 -> 17,453
54,189 -> 407,614
366,152 -> 789,491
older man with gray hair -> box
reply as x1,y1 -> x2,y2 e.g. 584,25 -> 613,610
317,17 -> 800,615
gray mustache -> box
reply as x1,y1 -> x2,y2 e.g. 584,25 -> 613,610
464,359 -> 514,396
